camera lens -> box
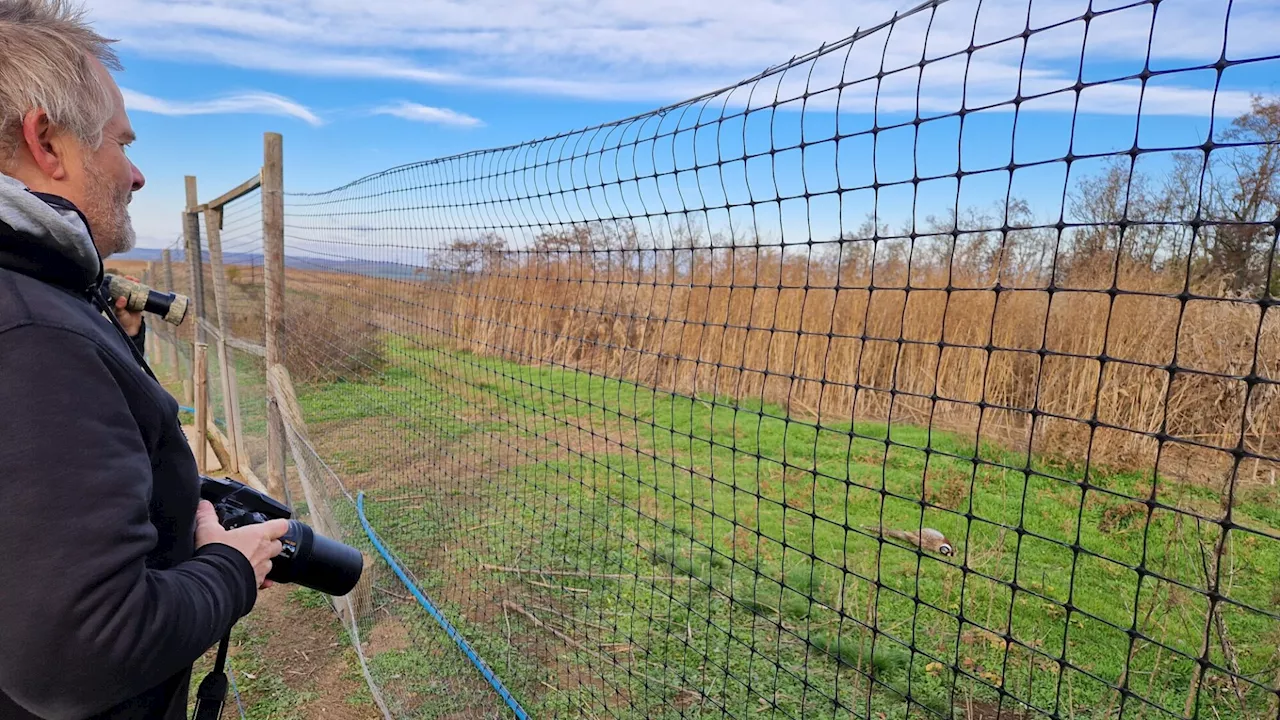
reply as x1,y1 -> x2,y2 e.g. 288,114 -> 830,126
267,520 -> 364,597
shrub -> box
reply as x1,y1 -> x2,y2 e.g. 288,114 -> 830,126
282,294 -> 385,385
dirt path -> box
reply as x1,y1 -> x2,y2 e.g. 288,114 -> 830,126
212,583 -> 381,720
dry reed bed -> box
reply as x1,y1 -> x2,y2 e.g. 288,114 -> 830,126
191,253 -> 1278,488
397,250 -> 1278,488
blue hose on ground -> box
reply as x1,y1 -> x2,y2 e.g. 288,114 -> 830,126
178,405 -> 226,429
227,664 -> 246,719
356,492 -> 529,720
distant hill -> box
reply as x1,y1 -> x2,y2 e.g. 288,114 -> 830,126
113,248 -> 169,262
114,247 -> 425,280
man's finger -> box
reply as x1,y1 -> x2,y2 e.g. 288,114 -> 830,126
115,296 -> 127,309
265,518 -> 292,539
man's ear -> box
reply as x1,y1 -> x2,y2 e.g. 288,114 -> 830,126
20,110 -> 71,182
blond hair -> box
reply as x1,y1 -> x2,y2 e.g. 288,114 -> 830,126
0,0 -> 120,165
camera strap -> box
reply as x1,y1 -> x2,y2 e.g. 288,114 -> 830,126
190,632 -> 232,720
91,286 -> 160,383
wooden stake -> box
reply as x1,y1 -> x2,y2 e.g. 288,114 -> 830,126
205,420 -> 232,473
194,342 -> 208,473
162,248 -> 189,403
268,363 -> 339,544
203,204 -> 244,473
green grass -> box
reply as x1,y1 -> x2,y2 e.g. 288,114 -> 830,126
289,336 -> 1280,719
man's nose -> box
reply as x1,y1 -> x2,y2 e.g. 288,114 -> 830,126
130,161 -> 145,192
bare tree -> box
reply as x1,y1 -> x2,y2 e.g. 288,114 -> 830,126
445,232 -> 510,276
1199,95 -> 1280,293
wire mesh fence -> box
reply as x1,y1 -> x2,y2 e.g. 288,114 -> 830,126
161,0 -> 1280,717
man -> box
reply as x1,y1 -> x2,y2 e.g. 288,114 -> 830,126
0,1 -> 290,718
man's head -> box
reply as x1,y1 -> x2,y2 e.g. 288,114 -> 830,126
0,0 -> 144,258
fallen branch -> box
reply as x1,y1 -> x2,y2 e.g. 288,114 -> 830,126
467,520 -> 505,532
374,585 -> 412,602
502,600 -> 690,695
480,563 -> 686,583
523,602 -> 613,632
527,580 -> 590,594
372,493 -> 431,504
1198,530 -> 1248,715
1104,517 -> 1180,720
1185,516 -> 1248,718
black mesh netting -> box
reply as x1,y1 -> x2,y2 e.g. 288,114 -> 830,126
177,0 -> 1280,717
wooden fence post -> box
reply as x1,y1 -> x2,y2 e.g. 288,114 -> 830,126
141,264 -> 153,358
162,248 -> 189,403
262,131 -> 287,499
184,176 -> 208,343
183,177 -> 207,411
204,204 -> 246,474
194,342 -> 208,473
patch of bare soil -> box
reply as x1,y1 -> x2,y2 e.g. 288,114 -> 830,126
237,586 -> 379,720
364,612 -> 411,656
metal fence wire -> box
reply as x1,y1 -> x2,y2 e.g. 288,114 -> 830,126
185,0 -> 1280,717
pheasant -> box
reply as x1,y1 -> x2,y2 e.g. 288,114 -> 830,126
863,524 -> 955,557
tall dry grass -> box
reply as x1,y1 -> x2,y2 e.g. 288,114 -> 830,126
163,231 -> 1277,487
397,231 -> 1277,487
158,262 -> 387,386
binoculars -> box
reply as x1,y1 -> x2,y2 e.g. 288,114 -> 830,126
101,273 -> 190,326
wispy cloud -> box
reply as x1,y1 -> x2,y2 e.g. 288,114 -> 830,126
120,88 -> 323,126
372,102 -> 484,127
94,0 -> 1279,112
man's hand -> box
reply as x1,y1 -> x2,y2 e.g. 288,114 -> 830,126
111,275 -> 144,337
194,500 -> 289,589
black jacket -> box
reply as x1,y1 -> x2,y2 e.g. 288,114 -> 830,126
0,180 -> 258,719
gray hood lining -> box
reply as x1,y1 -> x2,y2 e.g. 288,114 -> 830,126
0,172 -> 102,283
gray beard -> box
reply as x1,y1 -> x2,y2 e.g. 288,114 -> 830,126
82,162 -> 135,258
91,212 -> 132,258
115,215 -> 137,255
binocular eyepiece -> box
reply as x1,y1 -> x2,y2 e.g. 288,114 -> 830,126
102,274 -> 190,326
199,475 -> 364,597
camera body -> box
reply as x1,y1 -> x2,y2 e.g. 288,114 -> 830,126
199,475 -> 363,597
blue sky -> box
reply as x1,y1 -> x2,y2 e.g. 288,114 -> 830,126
88,0 -> 1280,253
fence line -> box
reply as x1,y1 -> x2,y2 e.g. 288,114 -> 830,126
140,0 -> 1280,717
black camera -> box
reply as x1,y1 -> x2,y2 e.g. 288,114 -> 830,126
102,273 -> 190,326
199,475 -> 363,597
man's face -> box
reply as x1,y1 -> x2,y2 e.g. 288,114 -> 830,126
63,60 -> 145,258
